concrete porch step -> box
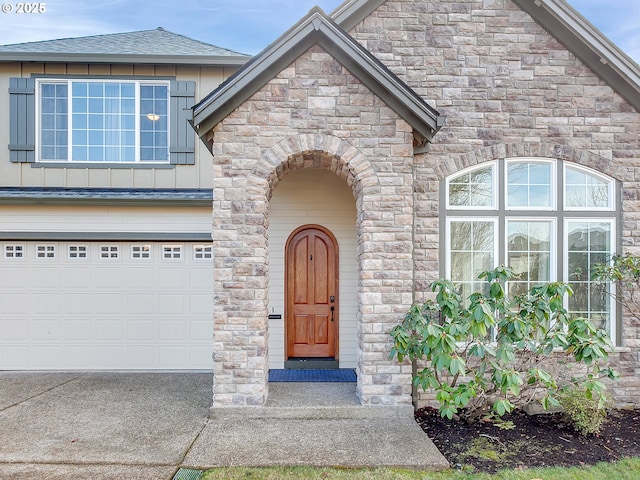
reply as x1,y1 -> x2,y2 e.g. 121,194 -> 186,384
209,382 -> 414,419
195,382 -> 450,470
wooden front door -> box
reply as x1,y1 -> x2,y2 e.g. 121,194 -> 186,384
285,225 -> 338,359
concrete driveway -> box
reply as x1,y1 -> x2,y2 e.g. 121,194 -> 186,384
0,372 -> 448,479
0,372 -> 211,479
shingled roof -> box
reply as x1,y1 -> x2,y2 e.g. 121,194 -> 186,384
0,27 -> 249,65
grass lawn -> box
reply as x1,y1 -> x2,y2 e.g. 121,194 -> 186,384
202,457 -> 640,480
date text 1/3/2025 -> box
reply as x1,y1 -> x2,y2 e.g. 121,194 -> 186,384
1,3 -> 46,13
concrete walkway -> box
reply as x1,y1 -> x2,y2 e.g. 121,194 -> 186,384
0,372 -> 448,479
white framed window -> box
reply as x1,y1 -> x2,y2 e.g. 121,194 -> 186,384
37,79 -> 169,163
193,244 -> 213,260
4,244 -> 25,259
564,163 -> 615,211
447,162 -> 496,209
444,159 -> 618,340
162,245 -> 182,260
68,245 -> 88,259
36,244 -> 56,259
131,244 -> 151,259
505,158 -> 555,210
100,245 -> 120,259
506,219 -> 555,298
446,217 -> 498,300
565,219 -> 616,339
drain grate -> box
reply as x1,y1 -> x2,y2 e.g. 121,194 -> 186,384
172,468 -> 204,480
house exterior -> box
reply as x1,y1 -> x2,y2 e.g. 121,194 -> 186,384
2,0 -> 639,412
0,28 -> 249,370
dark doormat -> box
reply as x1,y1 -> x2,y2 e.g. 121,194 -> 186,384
269,368 -> 356,382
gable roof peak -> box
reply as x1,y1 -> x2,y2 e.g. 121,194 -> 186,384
192,6 -> 442,150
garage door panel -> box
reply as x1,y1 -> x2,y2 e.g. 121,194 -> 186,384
95,294 -> 125,314
94,268 -> 125,288
126,346 -> 157,369
190,320 -> 211,341
190,346 -> 212,368
159,319 -> 186,341
31,268 -> 60,288
62,346 -> 92,368
1,294 -> 28,314
158,269 -> 188,289
0,319 -> 27,341
189,294 -> 213,315
31,319 -> 60,341
63,294 -> 92,314
62,319 -> 93,341
0,241 -> 213,370
126,269 -> 158,290
158,346 -> 187,368
62,267 -> 93,288
0,267 -> 27,288
31,294 -> 60,314
159,295 -> 186,315
31,345 -> 60,369
94,346 -> 126,369
95,320 -> 125,341
1,346 -> 28,369
127,320 -> 156,341
126,294 -> 156,315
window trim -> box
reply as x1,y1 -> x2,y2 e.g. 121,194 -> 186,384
193,244 -> 213,260
99,244 -> 120,260
445,216 -> 499,284
504,217 -> 557,295
504,157 -> 556,211
68,244 -> 89,260
35,78 -> 171,164
131,244 -> 152,260
446,161 -> 497,210
442,158 -> 619,342
35,244 -> 56,259
162,244 -> 183,261
563,217 -> 617,341
563,163 -> 615,212
4,244 -> 25,259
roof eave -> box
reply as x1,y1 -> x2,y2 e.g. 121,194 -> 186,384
192,10 -> 440,145
512,0 -> 640,113
0,52 -> 250,66
330,0 -> 386,31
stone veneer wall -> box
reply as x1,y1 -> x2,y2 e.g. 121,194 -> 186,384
210,45 -> 418,407
347,0 -> 640,406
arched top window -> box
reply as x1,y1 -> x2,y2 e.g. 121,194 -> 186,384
444,158 -> 618,342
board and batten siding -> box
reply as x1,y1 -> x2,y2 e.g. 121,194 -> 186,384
268,168 -> 358,369
0,205 -> 212,237
0,62 -> 237,190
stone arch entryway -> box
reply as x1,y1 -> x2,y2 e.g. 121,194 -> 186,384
211,133 -> 416,408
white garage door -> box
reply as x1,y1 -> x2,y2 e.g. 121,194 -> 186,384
0,241 -> 213,370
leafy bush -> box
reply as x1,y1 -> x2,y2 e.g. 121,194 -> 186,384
592,253 -> 640,323
389,266 -> 618,422
558,387 -> 609,435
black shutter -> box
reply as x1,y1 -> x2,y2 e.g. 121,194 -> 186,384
8,77 -> 35,163
170,80 -> 196,165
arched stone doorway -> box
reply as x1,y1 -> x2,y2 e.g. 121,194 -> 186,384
211,133 -> 415,408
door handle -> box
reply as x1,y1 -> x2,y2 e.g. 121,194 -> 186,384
330,305 -> 335,322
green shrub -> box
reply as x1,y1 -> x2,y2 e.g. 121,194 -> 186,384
559,387 -> 609,435
389,266 -> 618,423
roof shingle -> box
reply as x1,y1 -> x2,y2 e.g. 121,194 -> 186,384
0,27 -> 250,65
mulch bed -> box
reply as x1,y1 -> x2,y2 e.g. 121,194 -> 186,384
416,407 -> 640,473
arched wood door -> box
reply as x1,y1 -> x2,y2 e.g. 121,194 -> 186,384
285,225 -> 338,359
